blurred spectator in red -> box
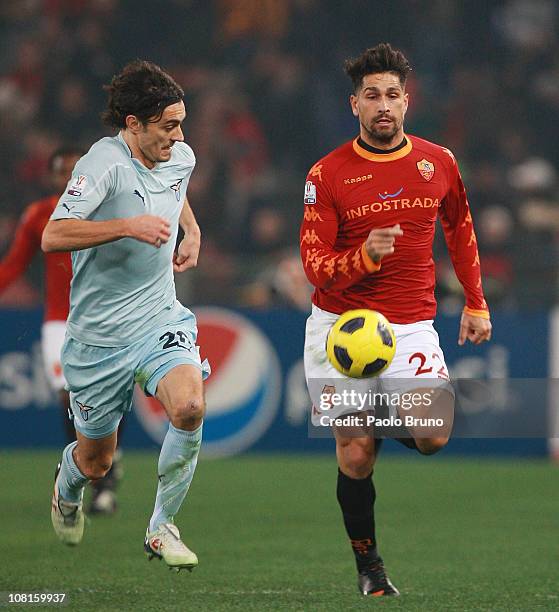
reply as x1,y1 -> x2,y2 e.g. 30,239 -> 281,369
225,91 -> 269,189
9,39 -> 44,101
16,129 -> 60,202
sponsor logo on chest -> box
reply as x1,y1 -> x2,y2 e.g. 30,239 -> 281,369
345,196 -> 440,220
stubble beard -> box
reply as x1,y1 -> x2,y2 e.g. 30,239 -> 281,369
363,119 -> 400,146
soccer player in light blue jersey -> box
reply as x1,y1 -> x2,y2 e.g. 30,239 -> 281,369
42,61 -> 210,571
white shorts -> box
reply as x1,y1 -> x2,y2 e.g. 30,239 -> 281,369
304,305 -> 451,425
41,321 -> 67,392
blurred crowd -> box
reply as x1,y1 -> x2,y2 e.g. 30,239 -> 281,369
0,0 -> 558,312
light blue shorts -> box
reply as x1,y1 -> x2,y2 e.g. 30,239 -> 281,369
62,306 -> 211,439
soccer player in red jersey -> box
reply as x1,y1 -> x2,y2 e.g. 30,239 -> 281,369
0,147 -> 122,514
300,44 -> 492,597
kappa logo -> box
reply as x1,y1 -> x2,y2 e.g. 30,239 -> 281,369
75,400 -> 94,422
308,162 -> 323,182
303,207 -> 323,222
301,229 -> 322,245
351,538 -> 374,555
67,175 -> 87,196
170,179 -> 183,201
416,159 -> 435,181
344,173 -> 373,185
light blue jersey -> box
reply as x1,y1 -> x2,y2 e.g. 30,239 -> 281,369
51,133 -> 195,347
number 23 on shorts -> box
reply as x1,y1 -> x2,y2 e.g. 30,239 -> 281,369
159,330 -> 194,351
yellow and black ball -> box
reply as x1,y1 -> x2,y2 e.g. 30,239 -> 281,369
326,309 -> 396,378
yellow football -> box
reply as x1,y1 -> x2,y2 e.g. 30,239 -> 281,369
326,309 -> 396,378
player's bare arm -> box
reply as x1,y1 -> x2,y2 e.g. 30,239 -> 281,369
173,196 -> 201,272
458,312 -> 492,346
364,224 -> 403,263
41,215 -> 171,252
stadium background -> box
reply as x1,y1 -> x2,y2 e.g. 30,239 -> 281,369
0,1 -> 557,610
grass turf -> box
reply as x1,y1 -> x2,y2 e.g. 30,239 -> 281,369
0,451 -> 557,611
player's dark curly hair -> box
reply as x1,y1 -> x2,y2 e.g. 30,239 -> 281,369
344,43 -> 411,92
101,60 -> 184,129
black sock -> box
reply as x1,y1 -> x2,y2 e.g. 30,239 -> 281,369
336,469 -> 379,571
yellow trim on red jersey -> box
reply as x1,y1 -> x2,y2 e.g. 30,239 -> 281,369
463,307 -> 490,319
361,243 -> 381,273
352,136 -> 413,162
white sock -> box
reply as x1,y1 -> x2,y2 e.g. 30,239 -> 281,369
57,441 -> 88,504
149,422 -> 202,532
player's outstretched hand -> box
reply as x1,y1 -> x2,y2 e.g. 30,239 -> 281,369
127,215 -> 171,247
173,231 -> 201,272
458,312 -> 492,345
364,224 -> 404,263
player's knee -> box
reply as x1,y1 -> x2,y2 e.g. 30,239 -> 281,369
80,455 -> 113,480
416,436 -> 449,455
338,439 -> 375,478
169,396 -> 205,430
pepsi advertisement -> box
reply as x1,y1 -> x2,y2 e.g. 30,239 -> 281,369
0,306 -> 552,456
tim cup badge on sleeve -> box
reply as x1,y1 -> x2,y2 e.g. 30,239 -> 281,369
67,175 -> 88,196
304,181 -> 317,205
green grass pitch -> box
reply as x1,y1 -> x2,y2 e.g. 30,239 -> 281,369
0,451 -> 557,611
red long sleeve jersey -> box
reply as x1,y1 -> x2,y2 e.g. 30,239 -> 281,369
300,135 -> 489,324
0,195 -> 71,321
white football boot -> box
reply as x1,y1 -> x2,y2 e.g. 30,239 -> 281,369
51,463 -> 85,546
144,523 -> 198,572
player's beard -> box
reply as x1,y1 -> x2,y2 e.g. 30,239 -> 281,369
363,118 -> 400,145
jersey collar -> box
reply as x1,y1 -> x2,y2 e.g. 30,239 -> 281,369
116,131 -> 159,173
352,135 -> 413,162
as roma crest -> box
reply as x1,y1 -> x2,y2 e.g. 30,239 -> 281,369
417,158 -> 435,181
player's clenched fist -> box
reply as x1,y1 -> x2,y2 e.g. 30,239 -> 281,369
127,215 -> 171,247
364,224 -> 404,263
458,312 -> 492,346
173,230 -> 201,272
